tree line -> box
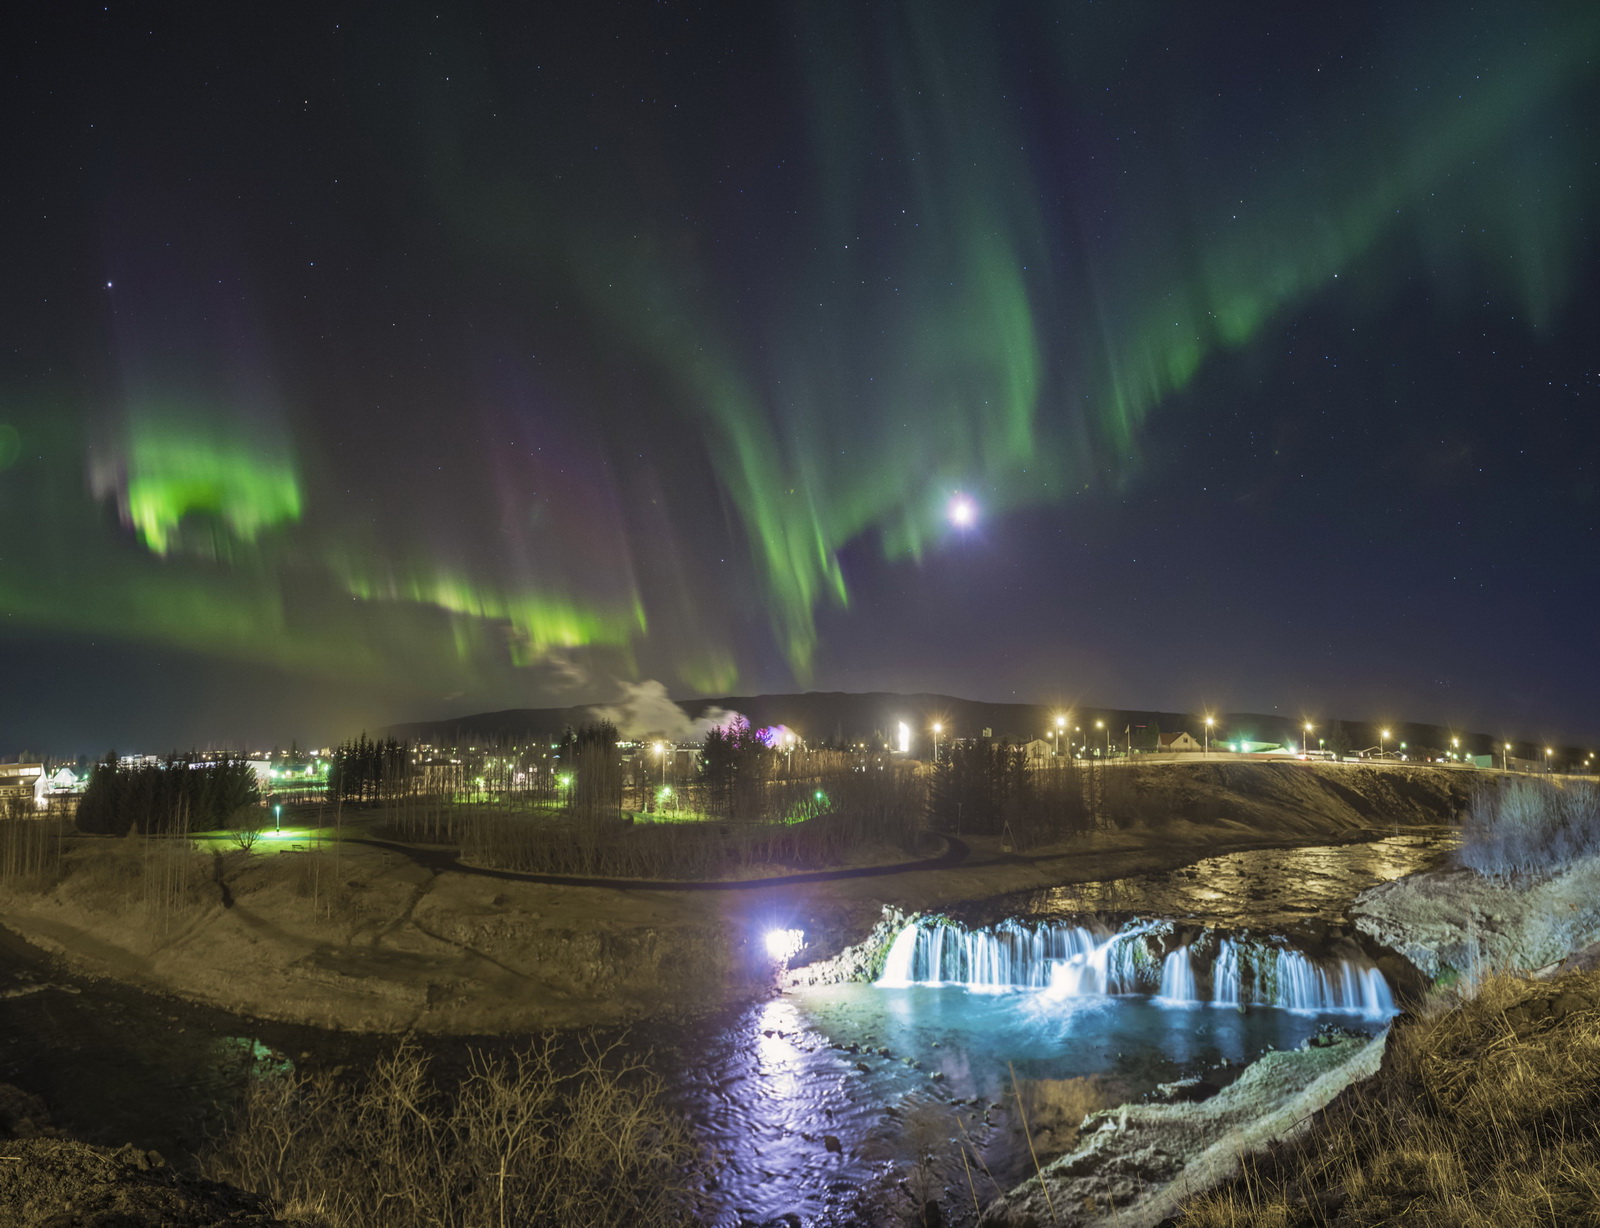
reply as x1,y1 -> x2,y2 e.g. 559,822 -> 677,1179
75,755 -> 260,835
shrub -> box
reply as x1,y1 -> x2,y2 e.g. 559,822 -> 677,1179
1458,778 -> 1600,882
204,1036 -> 709,1228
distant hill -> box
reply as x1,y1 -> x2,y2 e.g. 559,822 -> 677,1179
382,691 -> 1493,757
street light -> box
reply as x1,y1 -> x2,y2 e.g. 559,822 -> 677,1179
1546,748 -> 1554,773
1303,723 -> 1313,758
1095,719 -> 1109,759
932,722 -> 943,765
1204,716 -> 1215,757
1054,714 -> 1065,757
1504,743 -> 1513,772
1380,728 -> 1391,759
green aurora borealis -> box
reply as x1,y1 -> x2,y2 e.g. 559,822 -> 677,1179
2,0 -> 1598,741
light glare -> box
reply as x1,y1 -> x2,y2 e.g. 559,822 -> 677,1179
765,928 -> 805,961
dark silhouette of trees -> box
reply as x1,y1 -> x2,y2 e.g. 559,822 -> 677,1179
926,741 -> 1090,845
558,721 -> 624,819
75,754 -> 260,835
699,717 -> 771,819
329,735 -> 411,805
927,740 -> 1028,835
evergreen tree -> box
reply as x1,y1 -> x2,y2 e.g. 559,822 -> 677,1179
558,721 -> 625,819
927,740 -> 1028,834
700,717 -> 770,819
75,754 -> 261,835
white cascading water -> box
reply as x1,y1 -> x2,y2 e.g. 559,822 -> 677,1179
877,920 -> 1395,1018
1212,938 -> 1242,1008
1156,946 -> 1199,1003
875,919 -> 1100,989
1043,926 -> 1156,998
1267,950 -> 1395,1016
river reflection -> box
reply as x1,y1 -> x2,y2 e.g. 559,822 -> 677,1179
0,833 -> 1451,1228
679,983 -> 1371,1226
993,833 -> 1457,931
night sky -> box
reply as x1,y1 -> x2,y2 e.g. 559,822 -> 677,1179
3,1 -> 1597,754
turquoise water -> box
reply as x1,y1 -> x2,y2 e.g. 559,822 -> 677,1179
680,977 -> 1380,1226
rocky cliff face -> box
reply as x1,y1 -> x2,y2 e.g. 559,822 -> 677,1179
1353,857 -> 1600,980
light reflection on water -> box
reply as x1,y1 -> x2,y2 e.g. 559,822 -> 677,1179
682,981 -> 1374,1227
0,833 -> 1450,1228
1007,833 -> 1456,930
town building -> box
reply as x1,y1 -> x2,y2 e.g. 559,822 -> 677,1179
0,762 -> 46,810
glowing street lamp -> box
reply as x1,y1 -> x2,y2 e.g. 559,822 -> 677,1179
1303,723 -> 1313,758
1504,743 -> 1513,772
1380,728 -> 1391,759
1095,719 -> 1108,758
931,722 -> 943,765
1204,716 -> 1215,757
1546,748 -> 1554,773
1053,714 -> 1066,757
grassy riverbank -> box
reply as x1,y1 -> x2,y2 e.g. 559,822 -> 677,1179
1172,778 -> 1600,1227
1174,969 -> 1600,1227
0,762 -> 1473,1034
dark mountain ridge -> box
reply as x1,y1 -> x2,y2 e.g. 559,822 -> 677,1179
384,691 -> 1521,759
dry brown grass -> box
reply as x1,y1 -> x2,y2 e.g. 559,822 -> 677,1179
203,1035 -> 710,1228
1175,971 -> 1600,1227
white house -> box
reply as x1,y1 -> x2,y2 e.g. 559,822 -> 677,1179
1158,731 -> 1205,753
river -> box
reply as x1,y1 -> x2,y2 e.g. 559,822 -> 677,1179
0,831 -> 1453,1226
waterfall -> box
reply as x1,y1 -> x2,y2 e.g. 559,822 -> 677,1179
1266,951 -> 1395,1017
875,919 -> 1395,1019
1212,939 -> 1242,1008
874,919 -> 1100,989
876,923 -> 921,987
1044,925 -> 1158,998
1156,947 -> 1198,1003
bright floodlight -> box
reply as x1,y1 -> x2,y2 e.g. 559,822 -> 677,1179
947,492 -> 978,527
765,928 -> 805,961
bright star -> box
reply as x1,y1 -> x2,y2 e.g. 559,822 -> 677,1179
947,492 -> 977,528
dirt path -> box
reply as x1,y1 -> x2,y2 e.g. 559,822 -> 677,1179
343,833 -> 971,889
